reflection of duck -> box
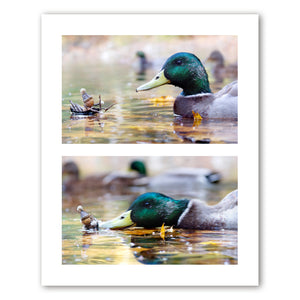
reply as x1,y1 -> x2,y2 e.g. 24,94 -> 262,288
206,50 -> 238,83
62,160 -> 147,194
99,190 -> 237,230
172,117 -> 238,144
137,52 -> 237,119
128,233 -> 237,265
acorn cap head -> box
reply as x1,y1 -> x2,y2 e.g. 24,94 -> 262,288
77,205 -> 90,220
80,88 -> 93,102
77,205 -> 83,213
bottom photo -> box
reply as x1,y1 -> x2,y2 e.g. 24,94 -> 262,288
62,156 -> 238,265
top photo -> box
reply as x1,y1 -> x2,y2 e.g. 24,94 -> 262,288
62,35 -> 238,144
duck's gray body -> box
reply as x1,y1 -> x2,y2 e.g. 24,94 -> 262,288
148,167 -> 221,187
174,81 -> 238,119
177,189 -> 238,230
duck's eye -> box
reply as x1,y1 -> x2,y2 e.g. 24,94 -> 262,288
175,59 -> 182,66
143,202 -> 152,208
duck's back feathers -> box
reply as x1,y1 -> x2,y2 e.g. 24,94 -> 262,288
214,189 -> 238,211
211,80 -> 238,119
177,189 -> 238,230
215,80 -> 238,98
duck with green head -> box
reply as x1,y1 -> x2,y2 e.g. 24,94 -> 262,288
136,51 -> 152,74
101,160 -> 147,185
97,190 -> 237,230
136,52 -> 237,119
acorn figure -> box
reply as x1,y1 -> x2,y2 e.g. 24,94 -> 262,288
70,88 -> 115,115
80,88 -> 94,108
77,205 -> 99,230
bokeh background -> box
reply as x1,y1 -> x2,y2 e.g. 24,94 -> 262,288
62,35 -> 237,65
62,156 -> 237,182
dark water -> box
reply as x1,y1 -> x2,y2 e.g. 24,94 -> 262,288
62,184 -> 238,265
62,62 -> 237,144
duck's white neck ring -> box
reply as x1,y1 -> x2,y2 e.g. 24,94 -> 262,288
177,200 -> 193,226
181,92 -> 213,98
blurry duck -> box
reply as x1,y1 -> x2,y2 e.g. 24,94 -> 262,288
206,50 -> 238,83
86,189 -> 238,230
136,51 -> 152,75
136,52 -> 237,119
134,167 -> 221,189
62,160 -> 147,194
101,160 -> 147,186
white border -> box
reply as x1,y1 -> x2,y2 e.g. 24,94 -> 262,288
41,14 -> 258,286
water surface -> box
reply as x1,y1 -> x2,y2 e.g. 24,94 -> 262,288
62,62 -> 237,144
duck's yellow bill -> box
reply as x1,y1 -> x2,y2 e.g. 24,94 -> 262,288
99,210 -> 134,229
136,69 -> 170,92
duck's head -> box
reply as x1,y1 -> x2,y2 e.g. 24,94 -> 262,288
136,52 -> 211,96
62,161 -> 80,181
99,192 -> 189,229
129,160 -> 147,176
136,51 -> 146,59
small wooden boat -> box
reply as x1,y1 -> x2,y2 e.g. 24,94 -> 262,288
69,100 -> 100,115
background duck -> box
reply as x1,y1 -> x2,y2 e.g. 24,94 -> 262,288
101,160 -> 147,186
206,50 -> 238,84
62,160 -> 147,194
136,52 -> 238,119
63,159 -> 222,195
136,51 -> 152,75
98,190 -> 238,230
134,167 -> 221,190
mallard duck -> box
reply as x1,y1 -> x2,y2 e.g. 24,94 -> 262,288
101,160 -> 147,185
136,51 -> 152,74
206,50 -> 238,83
98,190 -> 238,230
62,160 -> 147,194
136,52 -> 237,119
134,167 -> 221,188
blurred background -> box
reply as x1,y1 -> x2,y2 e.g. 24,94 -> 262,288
62,156 -> 237,208
62,155 -> 237,181
62,35 -> 237,65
